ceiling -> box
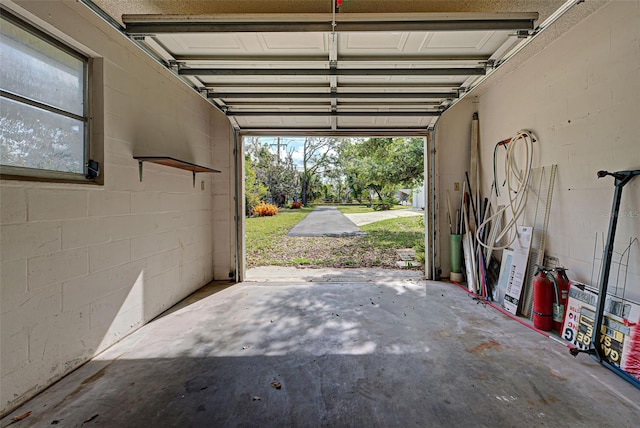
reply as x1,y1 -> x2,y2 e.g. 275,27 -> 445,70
88,1 -> 602,136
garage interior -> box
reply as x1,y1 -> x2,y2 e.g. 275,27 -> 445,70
1,0 -> 639,425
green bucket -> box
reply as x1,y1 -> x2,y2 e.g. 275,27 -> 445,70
450,234 -> 462,274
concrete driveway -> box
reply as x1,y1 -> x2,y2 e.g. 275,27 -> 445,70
287,206 -> 365,237
345,207 -> 424,226
286,206 -> 424,239
4,269 -> 639,427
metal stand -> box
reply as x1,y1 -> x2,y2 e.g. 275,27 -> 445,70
570,169 -> 640,389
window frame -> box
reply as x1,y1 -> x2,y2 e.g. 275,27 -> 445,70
0,8 -> 96,183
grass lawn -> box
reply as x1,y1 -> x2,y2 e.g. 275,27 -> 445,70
245,207 -> 313,253
360,216 -> 424,249
336,204 -> 413,214
246,208 -> 423,269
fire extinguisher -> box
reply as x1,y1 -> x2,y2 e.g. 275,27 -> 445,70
552,267 -> 570,332
533,266 -> 553,331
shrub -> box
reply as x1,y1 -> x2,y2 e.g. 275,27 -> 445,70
372,203 -> 391,211
372,196 -> 396,211
252,202 -> 279,217
290,201 -> 302,209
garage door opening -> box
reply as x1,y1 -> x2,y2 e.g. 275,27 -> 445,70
241,135 -> 429,277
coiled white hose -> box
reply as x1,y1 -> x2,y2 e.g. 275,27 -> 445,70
476,130 -> 536,251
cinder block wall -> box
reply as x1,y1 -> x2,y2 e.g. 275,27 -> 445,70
436,1 -> 640,301
0,1 -> 236,415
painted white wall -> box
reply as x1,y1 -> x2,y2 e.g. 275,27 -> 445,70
436,2 -> 640,302
0,0 -> 236,415
434,99 -> 476,276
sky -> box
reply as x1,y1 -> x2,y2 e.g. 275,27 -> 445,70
256,137 -> 306,166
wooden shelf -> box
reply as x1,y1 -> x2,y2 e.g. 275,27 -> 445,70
133,156 -> 221,187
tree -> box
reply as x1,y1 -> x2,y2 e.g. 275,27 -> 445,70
342,137 -> 424,204
300,137 -> 338,205
337,139 -> 367,203
244,154 -> 268,215
244,137 -> 298,207
324,163 -> 347,202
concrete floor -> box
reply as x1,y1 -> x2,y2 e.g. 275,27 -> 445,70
3,270 -> 640,427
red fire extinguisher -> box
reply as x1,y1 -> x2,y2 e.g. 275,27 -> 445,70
533,266 -> 553,331
552,267 -> 570,332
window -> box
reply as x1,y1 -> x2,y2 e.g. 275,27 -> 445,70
1,9 -> 92,180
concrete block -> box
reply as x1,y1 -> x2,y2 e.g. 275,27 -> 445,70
395,261 -> 423,269
28,248 -> 88,291
145,249 -> 180,277
185,209 -> 210,227
213,264 -> 233,281
89,190 -> 131,217
28,309 -> 91,373
181,266 -> 201,295
2,284 -> 62,336
144,267 -> 180,320
109,213 -> 156,240
27,189 -> 88,221
61,217 -> 110,250
0,259 -> 27,315
154,212 -> 184,234
191,192 -> 212,211
160,193 -> 189,212
130,191 -> 162,214
109,260 -> 147,293
131,231 -> 177,261
105,163 -> 144,192
176,226 -> 197,248
90,286 -> 143,338
0,221 -> 61,261
89,239 -> 130,273
396,249 -> 417,261
0,186 -> 27,225
147,171 -> 193,193
181,243 -> 202,266
63,269 -> 113,312
105,142 -> 136,167
104,111 -> 135,143
0,325 -> 28,376
0,361 -> 46,415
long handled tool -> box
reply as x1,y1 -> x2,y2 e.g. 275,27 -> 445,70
462,191 -> 478,293
446,190 -> 454,234
570,169 -> 640,390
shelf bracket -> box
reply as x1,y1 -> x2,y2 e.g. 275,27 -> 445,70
133,156 -> 221,187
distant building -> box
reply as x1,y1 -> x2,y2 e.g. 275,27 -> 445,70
412,186 -> 425,210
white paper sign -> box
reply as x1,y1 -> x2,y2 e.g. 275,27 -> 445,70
502,226 -> 533,315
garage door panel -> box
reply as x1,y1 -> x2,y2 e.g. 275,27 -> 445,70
342,32 -> 410,51
235,116 -> 286,127
258,33 -> 328,53
124,15 -> 535,133
385,116 -> 433,126
157,32 -> 329,56
337,75 -> 466,84
420,30 -> 512,54
157,34 -> 246,53
200,75 -> 331,85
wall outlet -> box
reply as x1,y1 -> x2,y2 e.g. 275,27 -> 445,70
454,182 -> 460,191
201,181 -> 205,191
